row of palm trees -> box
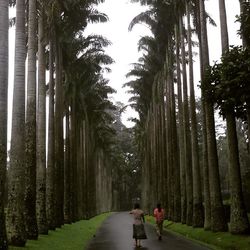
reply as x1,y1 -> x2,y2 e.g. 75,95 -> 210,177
127,0 -> 250,234
0,0 -> 118,248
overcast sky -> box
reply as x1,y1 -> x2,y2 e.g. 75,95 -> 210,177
85,0 -> 241,126
8,0 -> 241,134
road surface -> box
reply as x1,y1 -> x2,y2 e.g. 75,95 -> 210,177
86,212 -> 211,250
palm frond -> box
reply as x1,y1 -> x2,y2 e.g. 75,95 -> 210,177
128,10 -> 155,31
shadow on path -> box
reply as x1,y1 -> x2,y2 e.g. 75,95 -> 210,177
86,212 -> 211,250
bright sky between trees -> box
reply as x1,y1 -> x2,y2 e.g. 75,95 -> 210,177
8,0 -> 242,134
85,0 -> 241,127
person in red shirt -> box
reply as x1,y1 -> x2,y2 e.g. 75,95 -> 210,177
153,203 -> 165,240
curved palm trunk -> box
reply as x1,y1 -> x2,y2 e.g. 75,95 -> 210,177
36,11 -> 48,234
46,41 -> 56,230
7,0 -> 27,246
186,2 -> 204,227
0,0 -> 8,248
199,0 -> 227,232
25,0 -> 38,239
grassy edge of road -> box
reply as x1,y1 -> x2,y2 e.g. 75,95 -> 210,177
10,212 -> 112,250
146,216 -> 250,250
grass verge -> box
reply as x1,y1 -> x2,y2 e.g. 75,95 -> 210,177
146,216 -> 250,250
10,213 -> 112,250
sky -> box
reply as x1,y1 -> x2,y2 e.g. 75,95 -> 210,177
84,0 -> 241,127
7,0 -> 241,139
85,0 -> 151,126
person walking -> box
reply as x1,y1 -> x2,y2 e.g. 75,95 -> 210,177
154,203 -> 165,240
130,203 -> 147,248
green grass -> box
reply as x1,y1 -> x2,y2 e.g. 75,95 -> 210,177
10,213 -> 112,250
146,216 -> 250,250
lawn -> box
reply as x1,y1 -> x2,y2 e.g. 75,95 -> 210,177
10,213 -> 111,250
146,216 -> 250,250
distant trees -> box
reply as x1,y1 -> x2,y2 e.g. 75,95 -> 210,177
109,103 -> 142,211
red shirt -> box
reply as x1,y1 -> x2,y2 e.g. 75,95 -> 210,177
154,208 -> 164,223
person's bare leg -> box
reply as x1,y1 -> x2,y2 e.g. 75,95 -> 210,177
135,239 -> 138,247
138,239 -> 141,247
158,222 -> 162,240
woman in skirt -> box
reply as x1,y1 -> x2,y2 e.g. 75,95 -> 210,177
130,203 -> 147,247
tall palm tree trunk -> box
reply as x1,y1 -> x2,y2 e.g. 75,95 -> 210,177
7,0 -> 27,246
54,42 -> 64,227
25,0 -> 38,239
186,2 -> 204,227
159,76 -> 167,210
239,0 -> 246,47
218,0 -> 250,234
175,24 -> 186,224
195,0 -> 211,230
64,107 -> 71,223
36,10 -> 48,234
166,39 -> 181,222
165,67 -> 174,220
170,57 -> 181,223
226,111 -> 250,234
180,17 -> 193,226
46,41 -> 56,230
70,89 -> 78,221
219,0 -> 229,54
199,0 -> 227,232
0,0 -> 9,248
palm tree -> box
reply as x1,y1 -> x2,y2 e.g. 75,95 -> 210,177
128,0 -> 178,216
176,26 -> 186,224
44,0 -> 109,223
61,28 -> 113,219
7,0 -> 27,245
199,0 -> 227,232
54,41 -> 64,227
218,0 -> 250,234
226,110 -> 250,234
186,2 -> 203,227
0,0 -> 9,248
194,0 -> 211,230
168,50 -> 181,222
180,17 -> 193,226
36,8 -> 48,234
64,107 -> 71,223
24,0 -> 38,239
46,41 -> 56,230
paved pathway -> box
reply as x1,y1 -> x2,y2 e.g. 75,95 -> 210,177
86,212 -> 211,250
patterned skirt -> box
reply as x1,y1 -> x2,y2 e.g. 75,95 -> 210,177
133,224 -> 147,239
